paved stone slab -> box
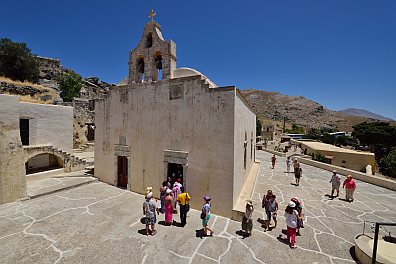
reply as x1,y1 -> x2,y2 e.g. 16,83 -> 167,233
1,151 -> 395,263
27,174 -> 97,198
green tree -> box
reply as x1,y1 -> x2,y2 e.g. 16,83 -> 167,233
57,69 -> 83,102
352,122 -> 396,149
305,128 -> 321,140
0,38 -> 39,82
256,118 -> 262,137
287,124 -> 305,134
381,147 -> 396,177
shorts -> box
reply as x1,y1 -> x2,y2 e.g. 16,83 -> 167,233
145,215 -> 156,225
266,210 -> 277,221
202,213 -> 211,226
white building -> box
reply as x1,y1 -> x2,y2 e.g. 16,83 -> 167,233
95,19 -> 257,218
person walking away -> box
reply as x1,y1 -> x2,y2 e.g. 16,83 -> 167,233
172,179 -> 182,213
159,181 -> 168,214
284,201 -> 300,249
201,196 -> 214,236
177,187 -> 191,227
143,192 -> 158,236
164,189 -> 174,225
291,197 -> 304,235
242,199 -> 254,236
286,157 -> 292,173
329,170 -> 341,197
343,175 -> 356,202
271,154 -> 276,169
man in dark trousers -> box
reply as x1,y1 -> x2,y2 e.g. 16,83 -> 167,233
177,187 -> 191,227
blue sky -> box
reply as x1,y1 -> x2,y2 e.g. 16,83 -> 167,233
1,0 -> 395,119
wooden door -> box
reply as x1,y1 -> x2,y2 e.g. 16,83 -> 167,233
117,156 -> 128,188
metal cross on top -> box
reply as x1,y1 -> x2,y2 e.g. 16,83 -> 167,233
148,10 -> 156,22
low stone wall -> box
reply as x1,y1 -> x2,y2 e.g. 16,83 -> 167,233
259,148 -> 286,157
297,156 -> 396,192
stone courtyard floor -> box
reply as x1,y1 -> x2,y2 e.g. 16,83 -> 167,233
1,151 -> 395,263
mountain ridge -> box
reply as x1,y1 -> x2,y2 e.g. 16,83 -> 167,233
338,108 -> 394,121
240,89 -> 394,132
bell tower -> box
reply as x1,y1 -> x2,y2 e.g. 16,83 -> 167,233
128,10 -> 177,84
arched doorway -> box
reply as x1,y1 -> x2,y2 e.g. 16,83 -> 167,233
25,153 -> 63,175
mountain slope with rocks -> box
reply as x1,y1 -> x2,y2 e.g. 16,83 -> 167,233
240,89 -> 379,131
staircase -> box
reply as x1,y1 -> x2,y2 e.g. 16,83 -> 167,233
52,147 -> 94,172
23,145 -> 94,173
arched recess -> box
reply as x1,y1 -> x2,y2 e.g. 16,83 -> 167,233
25,153 -> 64,175
146,33 -> 153,48
136,56 -> 145,83
153,51 -> 163,81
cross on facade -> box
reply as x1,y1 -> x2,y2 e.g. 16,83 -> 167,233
148,10 -> 156,22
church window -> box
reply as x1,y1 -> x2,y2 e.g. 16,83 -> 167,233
146,33 -> 153,48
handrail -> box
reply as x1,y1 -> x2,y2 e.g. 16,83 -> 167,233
372,222 -> 396,264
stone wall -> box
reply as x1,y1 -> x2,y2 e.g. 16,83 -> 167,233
233,90 -> 256,204
73,98 -> 95,148
34,56 -> 61,90
95,75 -> 256,218
0,95 -> 26,204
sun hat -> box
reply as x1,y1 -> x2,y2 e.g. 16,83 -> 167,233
166,189 -> 172,194
246,199 -> 253,205
333,170 -> 337,173
203,195 -> 211,201
146,192 -> 153,199
288,201 -> 296,208
347,175 -> 352,179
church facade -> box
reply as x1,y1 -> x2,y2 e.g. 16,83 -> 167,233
95,19 -> 256,218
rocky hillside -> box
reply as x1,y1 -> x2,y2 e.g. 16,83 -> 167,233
338,108 -> 394,121
240,89 -> 380,131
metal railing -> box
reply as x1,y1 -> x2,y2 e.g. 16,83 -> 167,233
371,222 -> 396,264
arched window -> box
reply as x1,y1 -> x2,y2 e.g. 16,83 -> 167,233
146,33 -> 153,48
153,53 -> 163,81
251,132 -> 253,159
244,132 -> 247,170
136,57 -> 145,83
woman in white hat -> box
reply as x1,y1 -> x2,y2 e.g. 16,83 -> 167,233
164,188 -> 174,225
329,170 -> 341,197
284,201 -> 300,249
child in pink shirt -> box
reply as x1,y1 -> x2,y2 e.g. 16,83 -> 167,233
342,175 -> 356,202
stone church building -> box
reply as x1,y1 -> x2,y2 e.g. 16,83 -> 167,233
95,18 -> 256,218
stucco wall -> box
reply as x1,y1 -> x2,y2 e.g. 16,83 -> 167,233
301,144 -> 375,173
233,92 -> 256,205
19,102 -> 73,153
96,76 -> 254,217
0,95 -> 26,204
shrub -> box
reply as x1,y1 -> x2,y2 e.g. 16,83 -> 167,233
57,69 -> 83,102
381,147 -> 396,177
0,38 -> 39,82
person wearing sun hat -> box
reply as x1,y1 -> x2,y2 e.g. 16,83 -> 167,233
329,170 -> 341,197
164,188 -> 174,225
142,191 -> 158,236
201,195 -> 214,236
242,199 -> 254,236
284,201 -> 299,249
